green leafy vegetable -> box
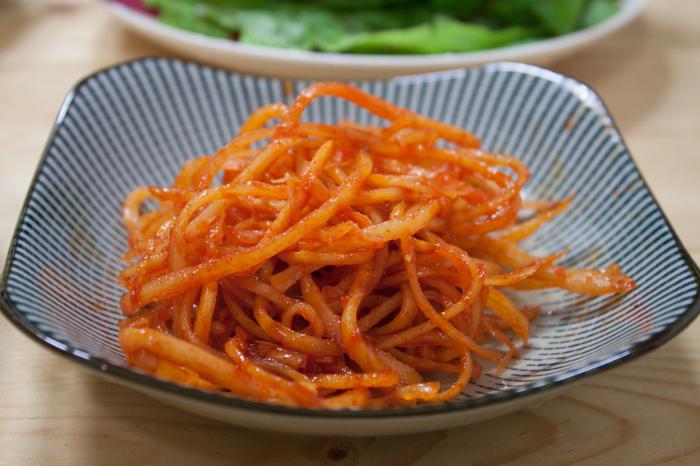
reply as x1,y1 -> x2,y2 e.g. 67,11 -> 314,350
141,0 -> 620,54
216,7 -> 344,49
429,0 -> 485,18
530,0 -> 588,35
483,0 -> 537,28
580,0 -> 619,29
325,17 -> 536,54
147,0 -> 229,37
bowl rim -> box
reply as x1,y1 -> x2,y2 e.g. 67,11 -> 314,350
105,0 -> 648,70
1,57 -> 698,419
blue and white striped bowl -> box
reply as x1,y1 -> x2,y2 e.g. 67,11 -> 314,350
2,58 -> 698,436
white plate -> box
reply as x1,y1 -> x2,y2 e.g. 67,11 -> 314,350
107,0 -> 647,80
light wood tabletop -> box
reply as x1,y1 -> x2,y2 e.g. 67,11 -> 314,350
1,0 -> 699,464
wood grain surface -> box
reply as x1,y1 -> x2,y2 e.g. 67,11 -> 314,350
1,0 -> 699,464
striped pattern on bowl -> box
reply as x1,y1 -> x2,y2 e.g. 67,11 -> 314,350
1,58 -> 698,416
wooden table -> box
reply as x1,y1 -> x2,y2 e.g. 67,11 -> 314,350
1,1 -> 699,464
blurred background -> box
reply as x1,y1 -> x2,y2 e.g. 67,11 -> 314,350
1,1 -> 699,464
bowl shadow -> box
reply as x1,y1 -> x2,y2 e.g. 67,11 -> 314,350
72,354 -> 700,465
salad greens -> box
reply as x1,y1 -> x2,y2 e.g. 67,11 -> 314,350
141,0 -> 620,54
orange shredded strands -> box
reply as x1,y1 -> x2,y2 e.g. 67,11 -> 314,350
118,82 -> 636,409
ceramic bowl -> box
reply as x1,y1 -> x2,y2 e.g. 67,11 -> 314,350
2,58 -> 697,436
